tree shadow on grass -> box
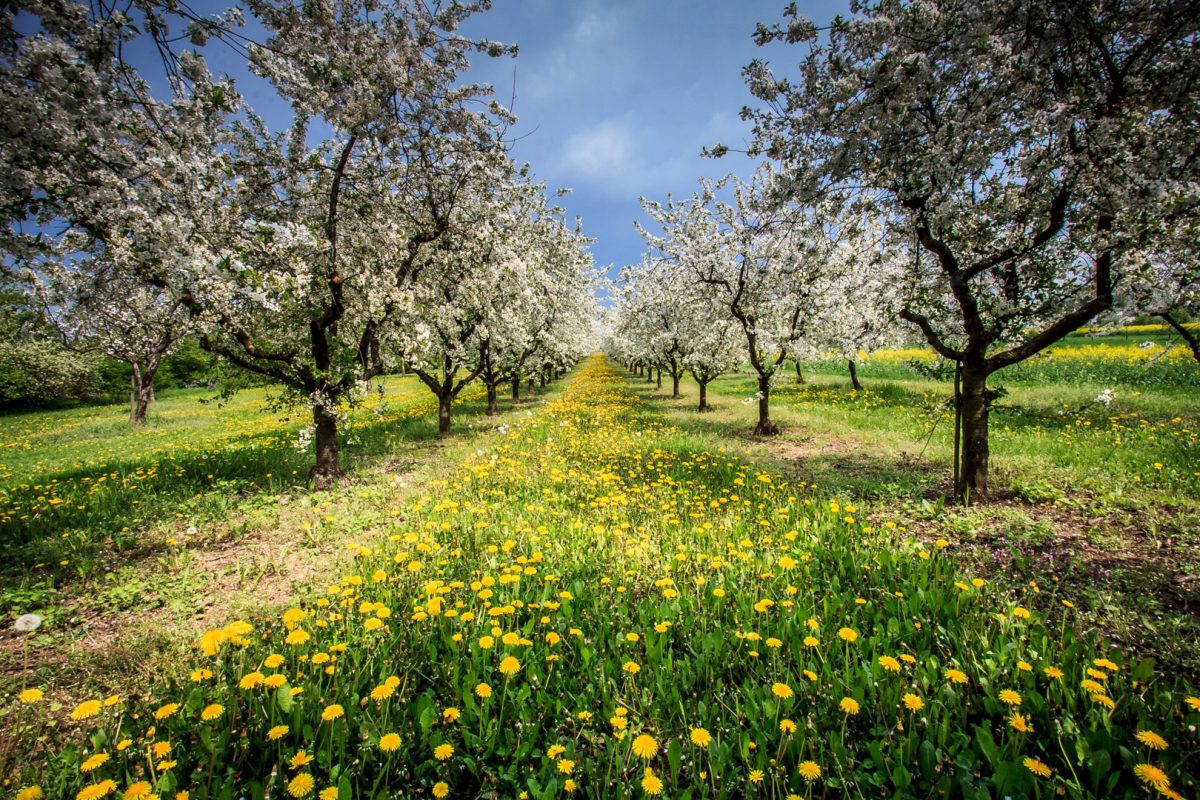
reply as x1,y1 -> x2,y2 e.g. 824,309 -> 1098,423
0,391 -> 518,588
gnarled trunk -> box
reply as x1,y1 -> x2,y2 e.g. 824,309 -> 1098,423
671,373 -> 680,397
311,405 -> 343,488
698,379 -> 710,412
848,359 -> 862,391
958,364 -> 990,502
129,361 -> 160,426
754,374 -> 778,435
438,391 -> 453,436
486,383 -> 499,416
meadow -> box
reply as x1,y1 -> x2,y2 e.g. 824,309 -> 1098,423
2,346 -> 1198,800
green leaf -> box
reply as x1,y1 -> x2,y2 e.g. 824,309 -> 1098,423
276,683 -> 295,714
668,739 -> 682,779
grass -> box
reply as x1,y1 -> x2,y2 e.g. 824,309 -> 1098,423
0,375 -> 491,617
5,357 -> 1198,800
683,341 -> 1200,683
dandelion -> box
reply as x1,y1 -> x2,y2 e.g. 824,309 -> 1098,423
80,754 -> 110,773
780,718 -> 797,734
475,682 -> 492,699
70,700 -> 102,720
623,661 -> 641,675
837,627 -> 858,642
839,697 -> 860,715
321,704 -> 344,721
1008,713 -> 1032,733
154,703 -> 179,720
123,782 -> 151,800
1044,666 -> 1063,679
287,774 -> 315,798
17,788 -> 43,800
434,743 -> 454,761
771,682 -> 794,699
1186,697 -> 1200,712
18,688 -> 43,704
1024,758 -> 1052,778
1133,764 -> 1170,792
903,693 -> 924,712
1136,730 -> 1168,750
631,734 -> 658,759
76,781 -> 117,800
641,768 -> 663,796
558,759 -> 575,774
690,727 -> 712,747
799,761 -> 822,781
290,752 -> 313,769
944,669 -> 967,685
201,703 -> 224,721
878,656 -> 901,672
748,770 -> 764,784
999,690 -> 1022,706
432,783 -> 449,799
319,790 -> 338,800
267,725 -> 289,741
443,707 -> 461,722
379,733 -> 401,752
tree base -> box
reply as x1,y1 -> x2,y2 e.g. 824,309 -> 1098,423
754,421 -> 780,436
309,465 -> 346,490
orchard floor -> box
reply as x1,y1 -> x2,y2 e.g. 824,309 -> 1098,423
3,357 -> 1199,800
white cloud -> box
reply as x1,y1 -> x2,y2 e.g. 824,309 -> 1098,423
559,120 -> 636,181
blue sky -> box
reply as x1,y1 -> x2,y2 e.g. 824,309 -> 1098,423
456,1 -> 842,273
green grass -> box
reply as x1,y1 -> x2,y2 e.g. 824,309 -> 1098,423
0,375 -> 492,618
9,357 -> 1197,800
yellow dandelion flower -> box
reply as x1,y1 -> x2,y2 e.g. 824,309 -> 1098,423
839,697 -> 860,715
499,656 -> 522,676
80,754 -> 110,773
432,783 -> 449,799
289,752 -> 312,769
1044,666 -> 1063,679
1135,730 -> 1168,750
837,627 -> 858,642
70,700 -> 102,721
379,733 -> 401,752
878,656 -> 901,672
319,789 -> 337,800
18,688 -> 43,704
154,703 -> 179,720
434,743 -> 454,761
123,782 -> 151,800
321,704 -> 344,722
799,761 -> 821,781
76,781 -> 116,800
690,727 -> 712,747
475,682 -> 492,699
1008,713 -> 1032,733
623,661 -> 641,675
267,725 -> 289,741
17,787 -> 43,800
287,774 -> 314,798
443,707 -> 461,721
641,768 -> 663,796
1024,757 -> 1051,778
1133,764 -> 1170,792
780,718 -> 796,734
631,734 -> 658,759
999,690 -> 1022,706
771,682 -> 794,699
201,704 -> 224,721
903,693 -> 924,712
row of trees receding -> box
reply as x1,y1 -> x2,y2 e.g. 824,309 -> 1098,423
615,0 -> 1199,503
1,0 -> 598,485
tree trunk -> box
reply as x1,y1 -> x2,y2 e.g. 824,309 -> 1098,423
129,363 -> 157,426
311,405 -> 343,488
1159,312 -> 1200,366
848,359 -> 862,391
671,373 -> 680,397
438,391 -> 453,436
698,380 -> 709,412
754,374 -> 778,435
957,365 -> 990,503
486,383 -> 499,416
655,367 -> 661,389
527,377 -> 537,398
794,361 -> 805,385
511,378 -> 520,402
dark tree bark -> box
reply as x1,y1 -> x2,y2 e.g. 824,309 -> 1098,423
848,359 -> 862,391
511,377 -> 520,402
794,361 -> 805,385
754,374 -> 778,435
655,366 -> 662,389
311,405 -> 342,488
1159,312 -> 1200,366
485,384 -> 499,415
129,361 -> 159,425
671,373 -> 681,397
698,379 -> 710,412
